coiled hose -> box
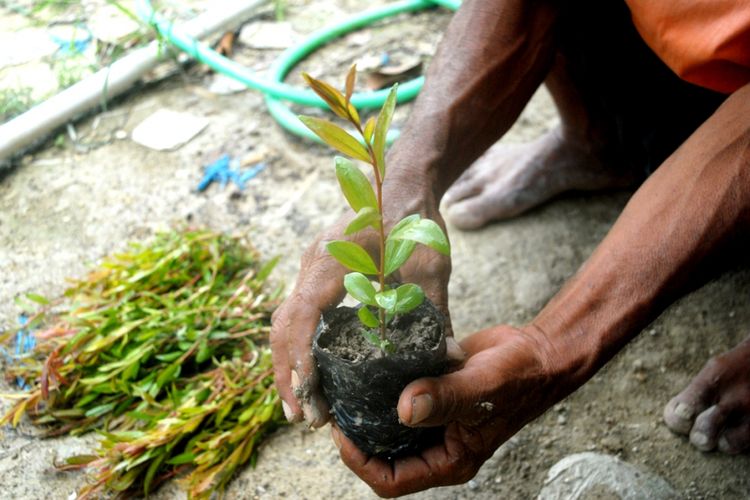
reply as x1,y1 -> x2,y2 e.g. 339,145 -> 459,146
135,0 -> 460,143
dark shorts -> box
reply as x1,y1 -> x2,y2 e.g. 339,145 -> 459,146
557,1 -> 727,175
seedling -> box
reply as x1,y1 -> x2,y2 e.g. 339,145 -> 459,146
299,67 -> 450,353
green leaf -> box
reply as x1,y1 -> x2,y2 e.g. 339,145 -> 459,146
363,116 -> 375,144
373,84 -> 398,178
156,363 -> 181,389
166,452 -> 196,465
389,218 -> 450,256
335,157 -> 377,212
344,273 -> 376,305
389,213 -> 420,234
302,72 -> 349,120
326,241 -> 378,274
84,402 -> 116,418
357,306 -> 379,328
196,340 -> 212,363
25,293 -> 49,305
384,239 -> 415,276
345,207 -> 381,235
65,455 -> 98,466
144,451 -> 167,495
395,284 -> 424,314
374,289 -> 397,313
361,329 -> 383,348
298,116 -> 370,162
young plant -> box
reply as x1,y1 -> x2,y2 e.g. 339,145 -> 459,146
299,67 -> 450,352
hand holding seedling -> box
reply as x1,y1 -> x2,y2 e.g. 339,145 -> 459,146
270,68 -> 457,428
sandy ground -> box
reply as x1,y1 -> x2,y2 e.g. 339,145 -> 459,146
2,1 -> 750,498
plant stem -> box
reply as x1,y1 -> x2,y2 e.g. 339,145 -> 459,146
354,118 -> 388,342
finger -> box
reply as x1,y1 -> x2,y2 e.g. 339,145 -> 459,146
335,422 -> 480,497
270,311 -> 302,423
397,362 -> 490,427
276,246 -> 347,427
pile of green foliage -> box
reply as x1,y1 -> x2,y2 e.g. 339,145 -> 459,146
1,229 -> 285,499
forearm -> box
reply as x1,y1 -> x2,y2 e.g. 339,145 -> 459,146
532,84 -> 750,389
386,0 -> 560,198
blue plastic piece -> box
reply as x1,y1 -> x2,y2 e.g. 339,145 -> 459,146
198,155 -> 266,191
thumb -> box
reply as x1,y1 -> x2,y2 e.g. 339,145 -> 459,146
397,365 -> 484,428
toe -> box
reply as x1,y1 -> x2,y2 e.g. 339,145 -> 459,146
718,419 -> 750,454
441,174 -> 483,208
663,396 -> 702,435
443,197 -> 492,230
689,405 -> 727,452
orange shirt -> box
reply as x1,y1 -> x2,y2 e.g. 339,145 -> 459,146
625,0 -> 750,94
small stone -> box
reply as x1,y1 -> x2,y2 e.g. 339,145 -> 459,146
494,475 -> 502,484
728,310 -> 735,318
649,328 -> 657,336
539,452 -> 678,500
557,414 -> 567,425
114,129 -> 128,140
468,479 -> 479,490
632,359 -> 644,370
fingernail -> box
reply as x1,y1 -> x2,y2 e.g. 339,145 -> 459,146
674,402 -> 693,420
411,394 -> 433,424
446,337 -> 465,362
303,396 -> 326,428
291,369 -> 301,389
331,426 -> 342,450
282,400 -> 298,423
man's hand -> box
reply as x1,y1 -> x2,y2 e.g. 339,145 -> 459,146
270,182 -> 453,426
331,325 -> 569,497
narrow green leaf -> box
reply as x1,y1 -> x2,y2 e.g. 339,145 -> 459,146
374,289 -> 397,313
384,239 -> 415,276
255,255 -> 280,283
373,84 -> 398,178
394,284 -> 424,314
299,116 -> 370,162
84,402 -> 116,418
26,293 -> 49,305
156,363 -> 181,389
345,207 -> 381,235
357,306 -> 379,328
302,72 -> 349,120
335,156 -> 377,212
389,218 -> 450,256
65,455 -> 98,465
155,351 -> 181,362
166,452 -> 196,465
144,451 -> 167,495
363,116 -> 375,145
344,273 -> 377,305
326,241 -> 378,274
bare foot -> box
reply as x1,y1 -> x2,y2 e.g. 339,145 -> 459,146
663,336 -> 750,454
440,127 -> 634,230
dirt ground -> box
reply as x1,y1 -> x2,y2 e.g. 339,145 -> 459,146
2,0 -> 750,498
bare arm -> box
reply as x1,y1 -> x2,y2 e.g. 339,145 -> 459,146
336,83 -> 750,497
271,0 -> 562,425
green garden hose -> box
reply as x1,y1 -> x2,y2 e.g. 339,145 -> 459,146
135,0 -> 460,143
